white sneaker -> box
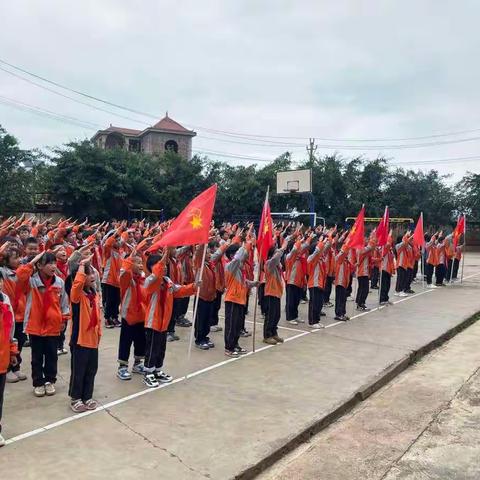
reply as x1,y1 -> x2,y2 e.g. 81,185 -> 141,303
45,382 -> 56,396
6,371 -> 19,383
0,432 -> 5,447
34,385 -> 46,397
399,292 -> 409,297
427,284 -> 437,289
15,370 -> 27,381
393,292 -> 401,297
297,318 -> 305,323
286,320 -> 299,325
310,323 -> 325,329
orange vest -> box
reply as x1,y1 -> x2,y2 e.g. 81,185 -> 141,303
264,249 -> 284,298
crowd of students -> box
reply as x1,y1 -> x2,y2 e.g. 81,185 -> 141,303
0,214 -> 464,446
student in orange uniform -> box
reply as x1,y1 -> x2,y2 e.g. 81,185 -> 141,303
307,235 -> 330,328
102,227 -> 124,328
117,253 -> 146,380
53,246 -> 69,355
394,232 -> 410,297
17,252 -> 70,397
142,251 -> 197,388
355,232 -> 376,311
285,232 -> 311,325
224,240 -> 257,357
334,242 -> 351,321
68,257 -> 102,413
425,232 -> 439,288
193,245 -> 216,350
379,231 -> 395,305
0,272 -> 18,447
263,238 -> 288,344
0,247 -> 27,383
209,239 -> 230,333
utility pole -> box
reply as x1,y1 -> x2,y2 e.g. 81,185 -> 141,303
306,137 -> 317,166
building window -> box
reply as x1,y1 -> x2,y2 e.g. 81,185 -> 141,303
128,139 -> 140,152
105,133 -> 125,149
165,139 -> 179,153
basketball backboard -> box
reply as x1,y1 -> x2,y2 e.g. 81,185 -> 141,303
276,168 -> 312,194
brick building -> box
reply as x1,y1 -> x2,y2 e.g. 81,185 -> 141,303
92,114 -> 196,160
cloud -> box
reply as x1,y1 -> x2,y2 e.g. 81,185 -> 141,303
0,0 -> 479,181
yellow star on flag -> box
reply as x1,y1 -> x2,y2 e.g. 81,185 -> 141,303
189,208 -> 203,229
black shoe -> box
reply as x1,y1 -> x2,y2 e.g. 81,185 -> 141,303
195,342 -> 209,350
105,319 -> 115,329
113,318 -> 121,328
206,340 -> 215,348
239,329 -> 251,337
334,315 -> 344,321
371,286 -> 379,290
406,289 -> 415,294
176,318 -> 192,327
234,346 -> 248,355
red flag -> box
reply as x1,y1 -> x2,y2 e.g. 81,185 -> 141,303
147,184 -> 217,251
257,190 -> 274,262
413,212 -> 425,248
453,215 -> 465,249
345,206 -> 365,249
376,206 -> 389,247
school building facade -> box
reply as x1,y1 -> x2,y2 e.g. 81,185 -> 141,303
92,114 -> 196,160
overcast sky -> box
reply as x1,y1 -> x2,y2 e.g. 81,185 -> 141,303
1,0 -> 479,184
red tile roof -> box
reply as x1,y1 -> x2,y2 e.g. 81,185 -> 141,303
151,115 -> 192,133
105,126 -> 142,135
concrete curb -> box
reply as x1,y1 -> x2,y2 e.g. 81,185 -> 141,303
236,311 -> 480,480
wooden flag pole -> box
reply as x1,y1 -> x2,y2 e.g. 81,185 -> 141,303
185,243 -> 208,379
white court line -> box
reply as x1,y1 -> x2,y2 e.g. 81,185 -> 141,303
7,272 -> 479,445
5,330 -> 309,445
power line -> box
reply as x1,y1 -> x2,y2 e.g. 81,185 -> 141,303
3,57 -> 480,145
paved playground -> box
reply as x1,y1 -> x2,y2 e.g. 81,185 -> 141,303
1,255 -> 479,479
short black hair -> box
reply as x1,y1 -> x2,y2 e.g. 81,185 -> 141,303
25,237 -> 38,245
38,252 -> 56,266
226,244 -> 240,260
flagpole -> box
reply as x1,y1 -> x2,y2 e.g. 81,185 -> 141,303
185,243 -> 208,379
460,215 -> 466,284
378,249 -> 383,307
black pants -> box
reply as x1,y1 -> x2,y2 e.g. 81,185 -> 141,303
425,263 -> 434,285
144,328 -> 167,371
395,267 -> 407,292
104,284 -> 120,321
446,259 -> 453,281
30,335 -> 58,387
405,268 -> 414,291
308,287 -> 324,324
346,275 -> 353,297
335,285 -> 347,317
167,299 -> 182,333
258,283 -> 266,315
9,322 -> 26,373
58,322 -> 67,350
195,298 -> 214,344
380,271 -> 391,302
324,276 -> 334,303
285,284 -> 302,321
69,345 -> 98,401
452,258 -> 460,279
435,264 -> 446,285
413,260 -> 419,279
370,267 -> 379,288
210,291 -> 222,326
177,297 -> 190,317
356,276 -> 369,307
224,301 -> 244,351
264,296 -> 280,338
118,319 -> 146,365
0,373 -> 5,433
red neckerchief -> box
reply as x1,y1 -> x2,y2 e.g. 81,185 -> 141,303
133,273 -> 144,313
56,260 -> 68,279
0,300 -> 13,339
85,290 -> 98,330
40,275 -> 55,327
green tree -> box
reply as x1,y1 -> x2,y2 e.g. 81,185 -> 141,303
456,172 -> 480,220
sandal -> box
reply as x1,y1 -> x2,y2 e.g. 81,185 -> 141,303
84,399 -> 98,410
71,400 -> 88,413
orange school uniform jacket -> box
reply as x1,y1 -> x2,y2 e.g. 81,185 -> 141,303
264,249 -> 285,298
307,241 -> 330,289
225,243 -> 252,306
356,242 -> 375,277
211,242 -> 229,292
119,258 -> 146,325
0,266 -> 26,322
18,264 -> 70,336
143,261 -> 195,332
193,247 -> 216,302
102,235 -> 122,287
395,236 -> 410,269
426,238 -> 439,266
0,293 -> 18,374
70,272 -> 102,349
285,239 -> 310,287
335,247 -> 351,288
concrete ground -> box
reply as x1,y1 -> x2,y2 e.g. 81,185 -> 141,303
0,256 -> 479,479
259,306 -> 480,480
